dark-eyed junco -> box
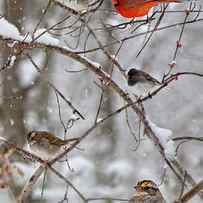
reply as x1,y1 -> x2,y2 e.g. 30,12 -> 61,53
127,68 -> 161,86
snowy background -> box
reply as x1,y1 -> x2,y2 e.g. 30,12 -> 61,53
0,0 -> 203,202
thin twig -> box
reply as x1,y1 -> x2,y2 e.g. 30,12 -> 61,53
26,54 -> 85,120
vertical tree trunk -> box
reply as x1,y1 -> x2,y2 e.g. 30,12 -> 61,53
1,0 -> 26,148
92,0 -> 117,186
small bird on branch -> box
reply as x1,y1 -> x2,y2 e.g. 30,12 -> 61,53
129,180 -> 166,203
127,68 -> 161,95
112,0 -> 191,18
27,131 -> 79,160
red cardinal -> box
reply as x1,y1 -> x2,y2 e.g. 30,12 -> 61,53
112,0 -> 186,18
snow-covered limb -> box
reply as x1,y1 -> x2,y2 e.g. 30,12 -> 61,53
32,28 -> 59,45
0,17 -> 59,46
0,18 -> 22,41
147,118 -> 176,160
0,17 -> 104,73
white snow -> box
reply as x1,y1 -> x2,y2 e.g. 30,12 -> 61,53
147,118 -> 176,160
9,56 -> 16,66
168,60 -> 176,67
0,17 -> 59,46
9,119 -> 15,126
33,28 -> 59,46
0,17 -> 23,40
164,140 -> 176,160
69,113 -> 79,121
96,117 -> 103,123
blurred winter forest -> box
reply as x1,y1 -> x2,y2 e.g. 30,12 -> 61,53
0,0 -> 203,202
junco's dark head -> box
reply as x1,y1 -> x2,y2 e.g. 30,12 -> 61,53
127,68 -> 140,86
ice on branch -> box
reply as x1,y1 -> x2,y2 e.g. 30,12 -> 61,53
147,118 -> 176,160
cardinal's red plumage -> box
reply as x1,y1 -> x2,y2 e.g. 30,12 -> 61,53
112,0 -> 184,18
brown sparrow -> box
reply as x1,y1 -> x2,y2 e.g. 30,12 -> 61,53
27,131 -> 79,160
129,180 -> 166,203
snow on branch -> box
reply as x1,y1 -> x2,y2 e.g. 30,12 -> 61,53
147,118 -> 176,160
0,17 -> 22,40
0,17 -> 59,46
